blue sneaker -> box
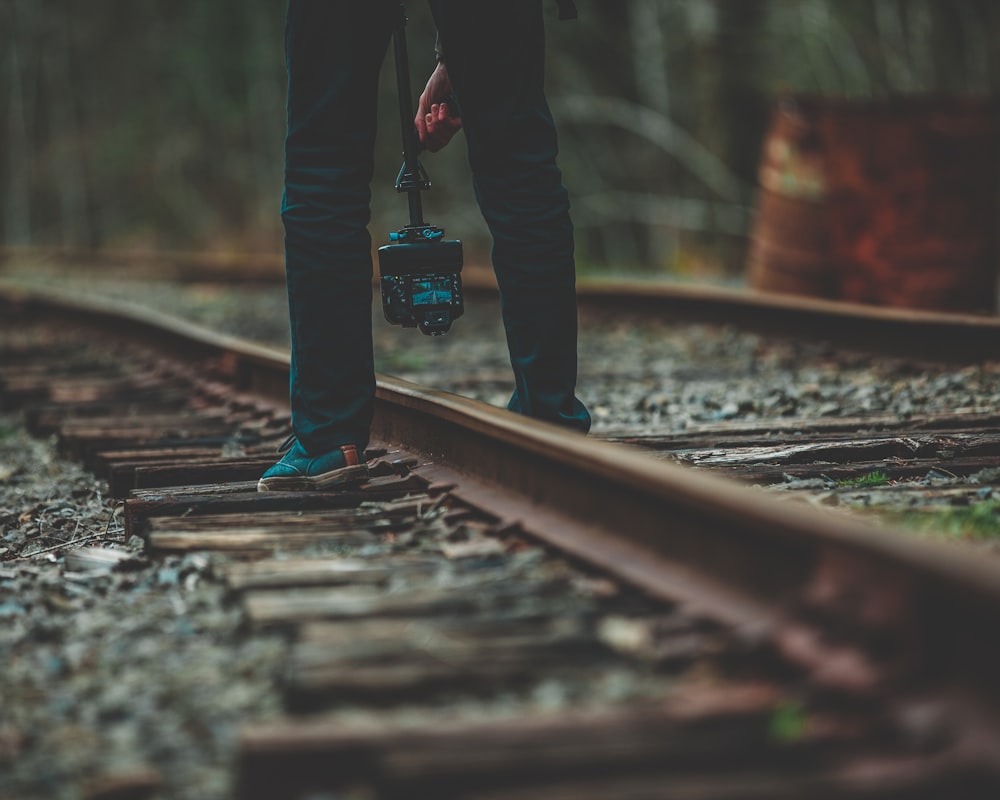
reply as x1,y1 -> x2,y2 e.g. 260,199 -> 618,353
257,436 -> 369,492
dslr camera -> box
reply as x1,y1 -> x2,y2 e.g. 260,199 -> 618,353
378,224 -> 463,336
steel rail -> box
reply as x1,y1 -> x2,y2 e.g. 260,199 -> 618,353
6,246 -> 1000,360
571,277 -> 1000,362
4,282 -> 1000,725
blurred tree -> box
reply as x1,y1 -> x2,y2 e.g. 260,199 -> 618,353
1,1 -> 997,278
4,0 -> 36,246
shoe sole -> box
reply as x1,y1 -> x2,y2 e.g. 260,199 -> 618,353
256,464 -> 370,493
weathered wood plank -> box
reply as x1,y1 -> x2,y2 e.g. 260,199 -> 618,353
58,412 -> 246,431
235,686 -> 789,800
0,371 -> 123,409
151,506 -> 421,532
106,452 -> 229,491
242,579 -> 576,626
677,434 -> 1000,468
98,438 -> 281,476
602,410 -> 1000,448
25,396 -> 189,434
131,481 -> 263,499
284,636 -> 615,706
63,433 -> 263,467
126,478 -> 431,539
100,446 -> 250,464
243,586 -> 469,624
0,362 -> 119,381
679,437 -> 933,468
222,558 -> 400,590
123,487 -> 370,537
295,616 -> 589,647
709,456 -> 1000,485
452,773 -> 897,800
131,458 -> 276,492
146,512 -> 409,543
124,472 -> 427,499
4,373 -> 164,404
285,616 -> 609,702
146,529 -> 378,554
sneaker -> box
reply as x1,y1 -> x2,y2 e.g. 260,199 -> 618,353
257,436 -> 369,492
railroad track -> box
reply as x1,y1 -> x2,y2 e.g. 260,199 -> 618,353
571,291 -> 1000,538
3,283 -> 1000,798
600,409 -> 1000,533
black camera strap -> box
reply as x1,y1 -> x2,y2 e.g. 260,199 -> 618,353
392,2 -> 429,228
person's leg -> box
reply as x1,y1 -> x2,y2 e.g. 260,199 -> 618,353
429,0 -> 590,433
282,0 -> 396,456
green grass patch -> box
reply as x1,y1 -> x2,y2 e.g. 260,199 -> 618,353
375,351 -> 428,373
885,500 -> 1000,543
769,701 -> 807,743
837,470 -> 890,488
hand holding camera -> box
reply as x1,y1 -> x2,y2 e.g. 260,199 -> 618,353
415,63 -> 463,153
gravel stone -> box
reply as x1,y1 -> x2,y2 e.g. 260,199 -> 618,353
5,269 -> 1000,435
4,270 -> 1000,795
0,416 -> 287,800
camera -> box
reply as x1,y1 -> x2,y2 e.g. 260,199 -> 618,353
378,225 -> 463,336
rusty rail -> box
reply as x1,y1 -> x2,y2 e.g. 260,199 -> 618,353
6,246 -> 1000,361
4,281 -> 1000,789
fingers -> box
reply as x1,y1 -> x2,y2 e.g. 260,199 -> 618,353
425,105 -> 445,153
416,102 -> 463,153
428,103 -> 445,131
415,105 -> 434,147
421,104 -> 443,150
414,93 -> 431,141
415,64 -> 456,148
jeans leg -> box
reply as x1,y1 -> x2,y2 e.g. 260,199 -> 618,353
429,0 -> 590,433
282,0 -> 396,453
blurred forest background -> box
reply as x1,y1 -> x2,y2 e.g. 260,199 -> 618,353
3,0 -> 999,280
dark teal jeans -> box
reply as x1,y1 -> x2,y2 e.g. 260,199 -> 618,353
283,0 -> 591,454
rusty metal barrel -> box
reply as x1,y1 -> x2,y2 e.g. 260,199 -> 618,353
749,96 -> 1000,314
747,99 -> 837,299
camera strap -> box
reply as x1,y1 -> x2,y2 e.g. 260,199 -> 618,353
392,3 -> 430,227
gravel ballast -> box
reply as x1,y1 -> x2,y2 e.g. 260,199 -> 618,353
3,269 -> 1000,797
0,418 -> 287,799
